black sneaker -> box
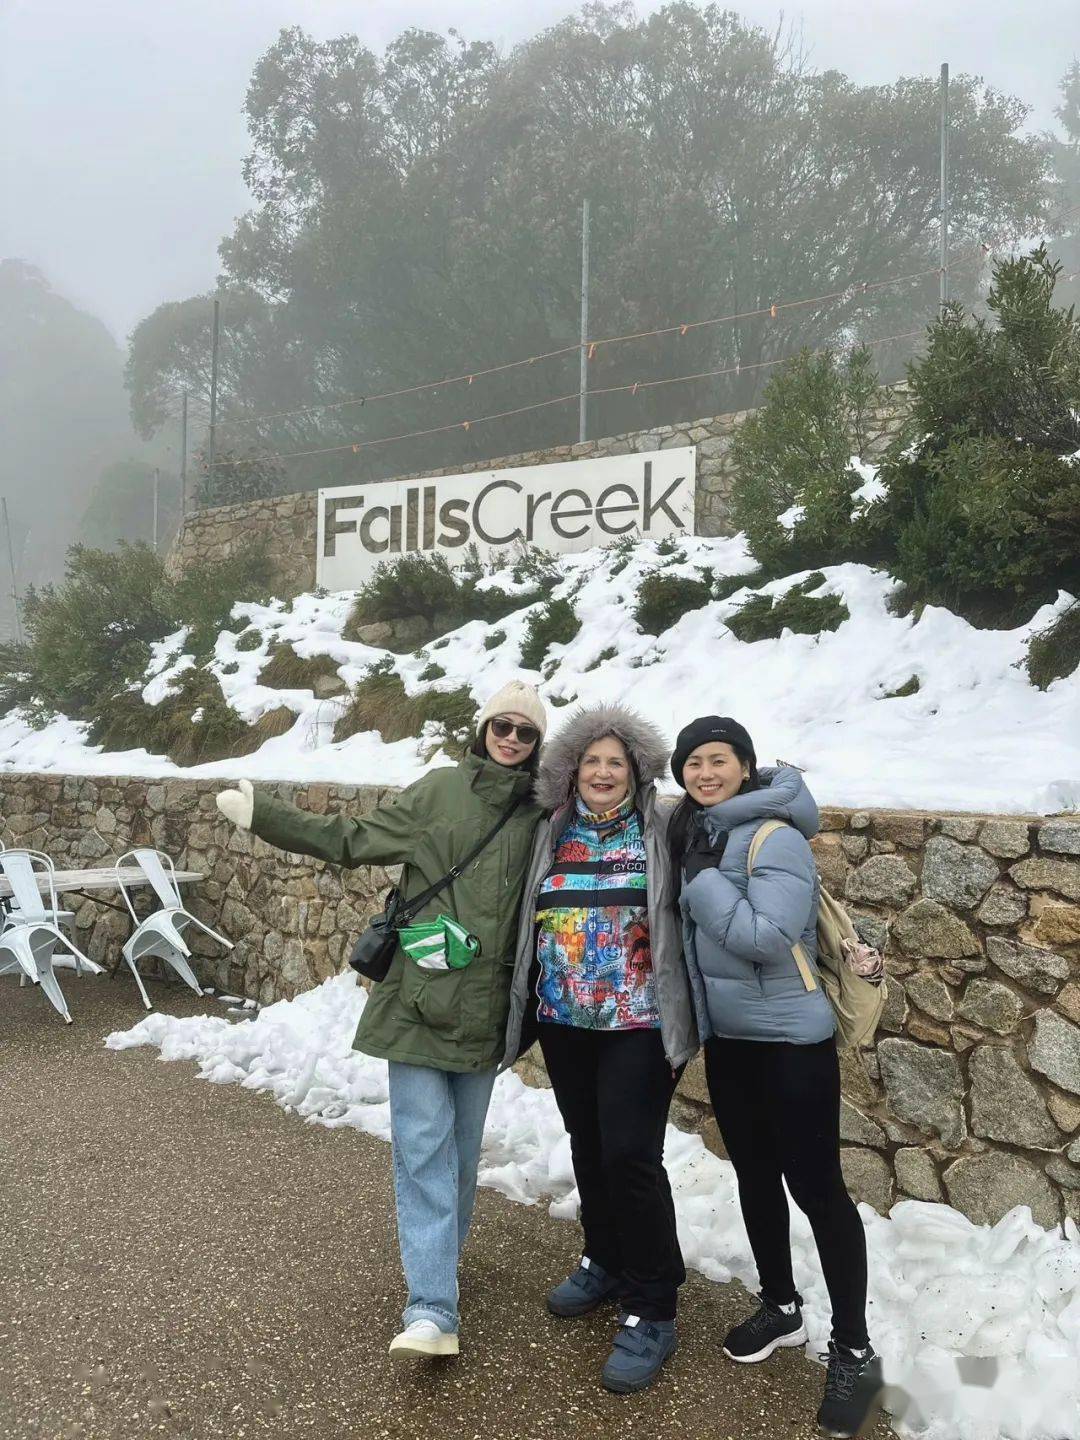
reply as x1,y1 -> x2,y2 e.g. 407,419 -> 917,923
722,1292 -> 807,1362
816,1341 -> 884,1438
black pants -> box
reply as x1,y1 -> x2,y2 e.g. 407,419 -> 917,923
539,1023 -> 686,1321
704,1035 -> 869,1350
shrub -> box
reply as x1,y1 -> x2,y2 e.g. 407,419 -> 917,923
602,536 -> 637,577
348,553 -> 462,630
259,644 -> 340,691
483,630 -> 506,651
234,628 -> 263,652
873,247 -> 1080,619
1026,603 -> 1080,689
890,437 -> 1080,623
344,552 -> 546,648
173,541 -> 273,657
729,347 -> 881,572
520,597 -> 580,670
419,662 -> 446,681
4,543 -> 176,721
634,573 -> 710,635
333,659 -> 475,753
727,577 -> 849,642
90,668 -> 265,766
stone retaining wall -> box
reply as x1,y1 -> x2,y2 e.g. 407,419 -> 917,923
166,393 -> 906,596
5,771 -> 1077,1231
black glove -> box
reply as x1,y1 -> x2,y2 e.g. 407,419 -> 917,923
683,820 -> 723,883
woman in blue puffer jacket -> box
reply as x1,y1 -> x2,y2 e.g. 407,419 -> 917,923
669,716 -> 882,1440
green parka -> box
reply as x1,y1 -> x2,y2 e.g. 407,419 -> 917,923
250,751 -> 544,1072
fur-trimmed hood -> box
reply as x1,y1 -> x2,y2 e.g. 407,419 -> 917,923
534,703 -> 670,813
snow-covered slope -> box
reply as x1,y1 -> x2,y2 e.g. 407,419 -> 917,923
1,533 -> 1077,813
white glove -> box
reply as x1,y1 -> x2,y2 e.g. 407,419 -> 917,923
216,778 -> 254,830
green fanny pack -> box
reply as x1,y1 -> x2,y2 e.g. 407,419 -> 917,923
399,914 -> 481,971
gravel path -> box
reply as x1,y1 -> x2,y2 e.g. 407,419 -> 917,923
0,972 -> 892,1440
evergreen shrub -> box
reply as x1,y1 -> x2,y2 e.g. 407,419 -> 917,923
520,597 -> 580,670
634,574 -> 710,634
727,576 -> 849,642
1026,603 -> 1080,689
729,347 -> 881,573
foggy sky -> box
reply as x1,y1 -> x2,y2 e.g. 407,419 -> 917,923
2,0 -> 1076,343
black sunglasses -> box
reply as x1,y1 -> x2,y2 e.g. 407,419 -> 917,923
490,716 -> 541,746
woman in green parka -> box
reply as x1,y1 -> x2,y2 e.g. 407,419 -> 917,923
215,680 -> 547,1362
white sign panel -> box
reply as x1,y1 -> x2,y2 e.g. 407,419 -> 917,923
316,447 -> 695,590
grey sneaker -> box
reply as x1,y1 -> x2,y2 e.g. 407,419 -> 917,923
546,1257 -> 620,1317
601,1315 -> 677,1394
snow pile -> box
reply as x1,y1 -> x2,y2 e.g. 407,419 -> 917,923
1,525 -> 1077,813
107,974 -> 1080,1440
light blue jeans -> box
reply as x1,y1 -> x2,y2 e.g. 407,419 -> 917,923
388,1060 -> 499,1334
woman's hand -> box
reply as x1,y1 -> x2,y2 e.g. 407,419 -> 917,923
216,779 -> 254,830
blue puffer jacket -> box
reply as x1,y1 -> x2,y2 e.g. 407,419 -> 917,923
680,767 -> 836,1045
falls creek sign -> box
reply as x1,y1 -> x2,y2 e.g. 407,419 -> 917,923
316,448 -> 696,589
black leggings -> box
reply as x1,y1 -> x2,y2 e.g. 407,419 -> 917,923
539,1023 -> 686,1321
704,1035 -> 869,1350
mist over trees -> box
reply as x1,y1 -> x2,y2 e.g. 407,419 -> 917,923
124,2 -> 1056,501
0,260 -> 167,633
1049,60 -> 1080,309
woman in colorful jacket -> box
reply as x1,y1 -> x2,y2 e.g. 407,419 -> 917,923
668,715 -> 882,1440
502,704 -> 697,1396
215,681 -> 546,1363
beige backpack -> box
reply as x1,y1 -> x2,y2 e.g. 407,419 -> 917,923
747,820 -> 886,1049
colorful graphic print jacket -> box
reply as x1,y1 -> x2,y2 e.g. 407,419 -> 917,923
534,793 -> 660,1030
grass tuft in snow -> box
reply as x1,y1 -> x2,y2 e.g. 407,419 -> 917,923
258,644 -> 340,692
90,668 -> 272,766
334,659 -> 474,752
884,674 -> 921,699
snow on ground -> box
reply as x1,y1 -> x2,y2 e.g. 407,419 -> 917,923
1,528 -> 1077,813
106,974 -> 1080,1440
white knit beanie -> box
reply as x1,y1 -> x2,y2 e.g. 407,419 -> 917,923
476,680 -> 548,739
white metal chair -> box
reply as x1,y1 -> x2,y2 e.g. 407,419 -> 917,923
0,840 -> 76,939
0,850 -> 92,1024
116,849 -> 233,1010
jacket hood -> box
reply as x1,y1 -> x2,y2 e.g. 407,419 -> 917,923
700,765 -> 819,841
534,704 -> 670,813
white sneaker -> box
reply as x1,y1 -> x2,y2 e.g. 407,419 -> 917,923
388,1319 -> 459,1361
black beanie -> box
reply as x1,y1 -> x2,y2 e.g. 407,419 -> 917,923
670,716 -> 757,789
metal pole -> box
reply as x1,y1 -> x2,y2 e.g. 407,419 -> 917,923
208,298 -> 221,493
180,390 -> 188,518
152,468 -> 160,552
578,198 -> 591,444
939,62 -> 950,313
2,497 -> 22,645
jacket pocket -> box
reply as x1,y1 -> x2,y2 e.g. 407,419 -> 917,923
398,957 -> 468,1043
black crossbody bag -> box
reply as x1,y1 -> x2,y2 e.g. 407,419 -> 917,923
348,794 -> 523,983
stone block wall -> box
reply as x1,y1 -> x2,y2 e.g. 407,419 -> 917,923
5,771 -> 1074,1231
166,392 -> 907,597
